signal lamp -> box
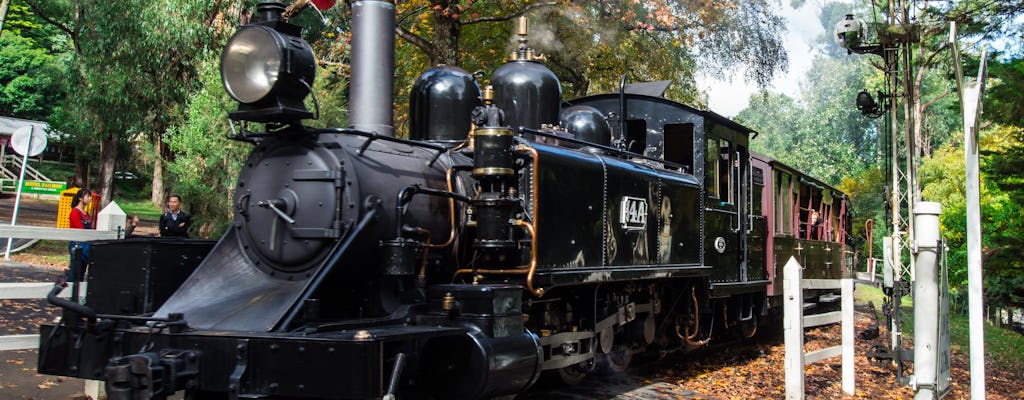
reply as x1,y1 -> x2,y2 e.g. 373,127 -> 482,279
855,90 -> 890,119
221,20 -> 316,123
856,91 -> 877,114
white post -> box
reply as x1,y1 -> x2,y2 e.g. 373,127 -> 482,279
784,256 -> 804,400
4,127 -> 33,260
913,202 -> 942,400
963,61 -> 987,400
882,240 -> 897,352
96,201 -> 127,238
842,278 -> 855,395
85,379 -> 104,400
951,23 -> 987,399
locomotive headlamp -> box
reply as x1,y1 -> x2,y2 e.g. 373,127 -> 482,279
221,19 -> 316,122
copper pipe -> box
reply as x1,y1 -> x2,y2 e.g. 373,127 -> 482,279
426,142 -> 468,250
678,287 -> 710,346
452,268 -> 531,279
721,302 -> 731,329
865,218 -> 875,260
448,145 -> 543,294
685,287 -> 700,340
515,220 -> 543,297
448,220 -> 542,297
418,234 -> 431,279
743,318 -> 758,338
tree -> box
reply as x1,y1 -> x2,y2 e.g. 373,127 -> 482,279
919,125 -> 1024,313
26,0 -> 232,207
0,33 -> 62,120
165,57 -> 249,236
736,55 -> 879,186
392,0 -> 790,105
0,1 -> 65,121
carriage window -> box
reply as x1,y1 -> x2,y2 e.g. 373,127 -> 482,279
775,171 -> 792,235
664,123 -> 694,173
625,119 -> 647,154
752,167 -> 764,215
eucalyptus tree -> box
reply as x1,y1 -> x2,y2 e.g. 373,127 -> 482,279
391,0 -> 790,105
24,0 -> 232,207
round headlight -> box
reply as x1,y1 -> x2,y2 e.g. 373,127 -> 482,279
221,26 -> 283,104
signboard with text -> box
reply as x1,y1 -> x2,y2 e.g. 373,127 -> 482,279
0,179 -> 66,195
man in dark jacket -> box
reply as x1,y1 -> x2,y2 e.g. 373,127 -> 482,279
159,195 -> 192,238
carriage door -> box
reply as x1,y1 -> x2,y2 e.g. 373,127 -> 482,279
704,136 -> 747,282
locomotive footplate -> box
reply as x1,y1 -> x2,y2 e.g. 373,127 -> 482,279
38,322 -> 466,399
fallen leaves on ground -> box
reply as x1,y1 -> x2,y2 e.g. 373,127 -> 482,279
649,306 -> 1024,399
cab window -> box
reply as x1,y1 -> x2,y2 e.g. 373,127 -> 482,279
664,123 -> 694,173
706,137 -> 733,203
706,138 -> 719,199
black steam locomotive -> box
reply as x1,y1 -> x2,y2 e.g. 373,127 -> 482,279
38,2 -> 852,399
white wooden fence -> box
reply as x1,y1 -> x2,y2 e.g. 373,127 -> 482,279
0,221 -> 121,351
0,281 -> 87,350
784,256 -> 855,399
0,223 -> 121,400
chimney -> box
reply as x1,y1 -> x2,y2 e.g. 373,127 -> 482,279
349,0 -> 396,136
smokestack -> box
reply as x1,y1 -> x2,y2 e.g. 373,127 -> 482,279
349,0 -> 395,136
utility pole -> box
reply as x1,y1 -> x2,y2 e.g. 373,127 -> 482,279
888,0 -> 918,383
835,0 -> 921,385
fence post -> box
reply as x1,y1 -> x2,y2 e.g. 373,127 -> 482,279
842,278 -> 855,395
913,201 -> 943,400
784,256 -> 804,400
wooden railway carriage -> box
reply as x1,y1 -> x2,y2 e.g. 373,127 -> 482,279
750,153 -> 852,304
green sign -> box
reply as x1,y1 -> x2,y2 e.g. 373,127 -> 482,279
0,179 -> 67,195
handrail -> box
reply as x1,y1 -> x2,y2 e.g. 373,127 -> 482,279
1,155 -> 51,182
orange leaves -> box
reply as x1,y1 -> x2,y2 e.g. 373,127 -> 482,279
37,381 -> 58,389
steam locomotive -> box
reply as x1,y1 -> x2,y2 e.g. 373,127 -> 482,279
37,2 -> 852,399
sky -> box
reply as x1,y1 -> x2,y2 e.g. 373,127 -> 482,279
697,2 -> 835,117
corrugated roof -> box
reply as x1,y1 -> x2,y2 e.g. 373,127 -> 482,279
0,116 -> 62,139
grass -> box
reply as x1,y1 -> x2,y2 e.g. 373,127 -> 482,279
114,198 -> 163,221
854,283 -> 1024,371
11,240 -> 71,268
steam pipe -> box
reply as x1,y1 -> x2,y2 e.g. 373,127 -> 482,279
450,219 -> 541,297
619,74 -> 627,145
515,220 -> 542,297
395,184 -> 472,238
349,0 -> 395,136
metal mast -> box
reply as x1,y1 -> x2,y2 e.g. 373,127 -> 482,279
837,0 -> 920,382
886,0 -> 918,380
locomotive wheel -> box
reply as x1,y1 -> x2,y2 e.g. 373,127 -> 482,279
558,363 -> 590,385
596,348 -> 633,375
